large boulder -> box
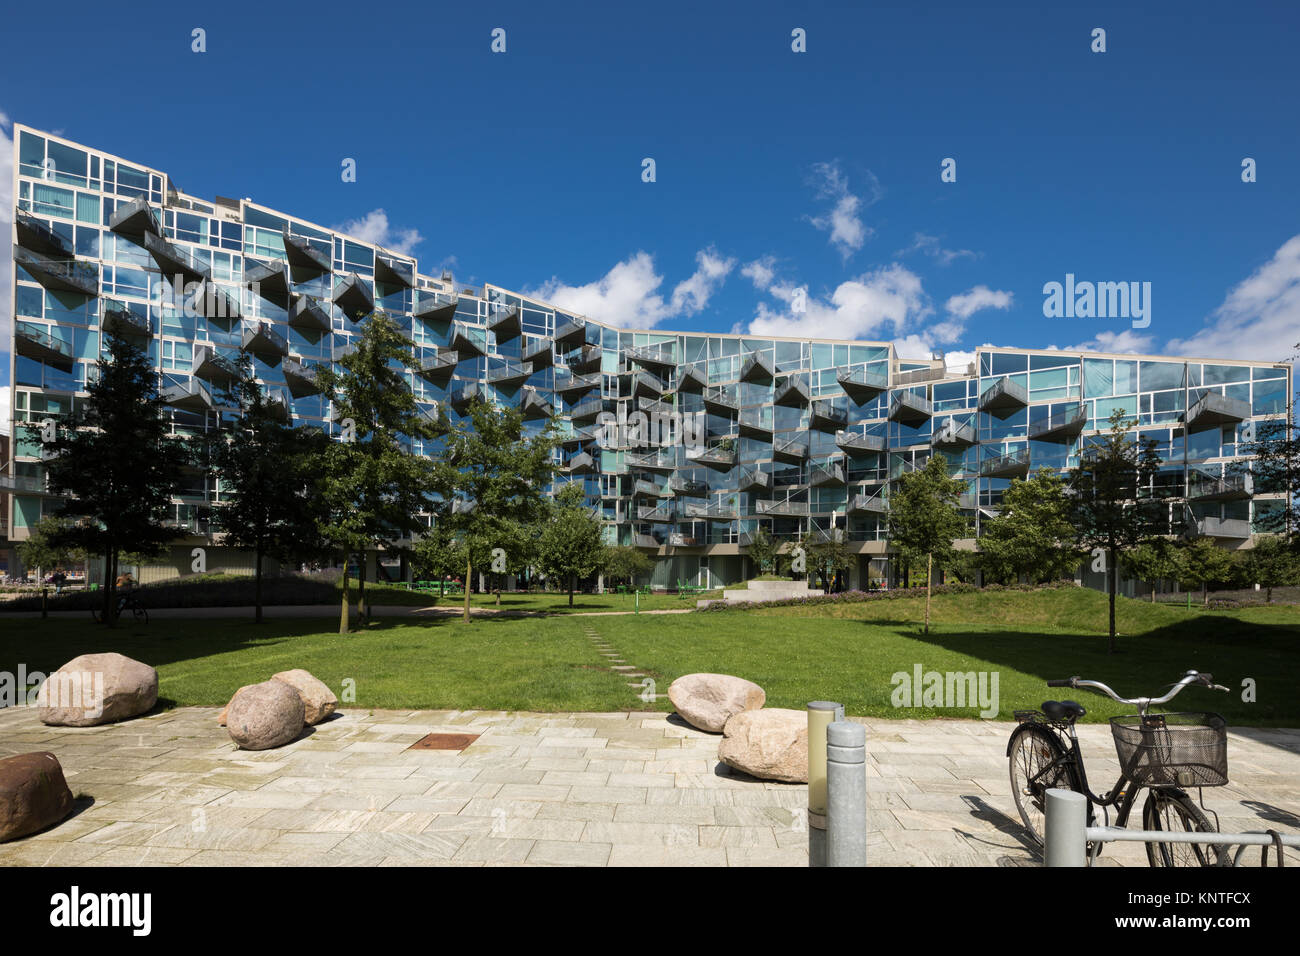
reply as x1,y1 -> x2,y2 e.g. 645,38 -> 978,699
271,670 -> 338,726
225,681 -> 305,750
0,752 -> 74,842
217,684 -> 258,727
38,653 -> 158,727
667,673 -> 766,733
718,708 -> 809,783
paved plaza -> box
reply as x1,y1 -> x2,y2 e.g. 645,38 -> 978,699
2,703 -> 1298,867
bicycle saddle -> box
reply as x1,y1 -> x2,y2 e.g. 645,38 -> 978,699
1041,699 -> 1087,721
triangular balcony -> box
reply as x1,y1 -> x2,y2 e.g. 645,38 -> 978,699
15,248 -> 98,296
241,321 -> 289,358
333,273 -> 374,322
283,357 -> 323,397
637,503 -> 677,523
683,501 -> 736,521
686,444 -> 736,471
570,396 -> 605,424
416,350 -> 459,387
288,294 -> 332,333
487,361 -> 531,390
488,305 -> 522,343
108,196 -> 161,239
755,497 -> 808,516
633,479 -> 665,499
161,378 -> 214,413
625,344 -> 676,373
414,293 -> 458,326
773,436 -> 809,464
1184,391 -> 1252,428
888,390 -> 933,425
556,371 -> 601,400
245,259 -> 291,303
774,375 -> 810,408
374,255 -> 414,289
702,386 -> 738,417
1028,404 -> 1087,442
194,345 -> 239,386
848,490 -> 887,514
837,367 -> 888,404
632,370 -> 664,400
740,351 -> 774,384
569,344 -> 603,375
933,416 -> 978,448
566,451 -> 597,475
523,337 -> 554,369
555,315 -> 587,350
282,231 -> 331,279
15,322 -> 74,370
738,411 -> 773,441
449,382 -> 483,415
810,399 -> 847,432
520,388 -> 555,420
16,210 -> 74,257
978,376 -> 1029,417
1188,472 -> 1252,502
835,429 -> 886,454
809,459 -> 847,487
100,300 -> 151,338
676,364 -> 708,393
669,476 -> 709,497
737,466 -> 771,493
979,448 -> 1031,479
626,450 -> 674,474
144,232 -> 209,288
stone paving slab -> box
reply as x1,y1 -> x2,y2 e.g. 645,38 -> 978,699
0,705 -> 1297,867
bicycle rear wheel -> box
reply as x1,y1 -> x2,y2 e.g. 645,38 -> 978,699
1143,789 -> 1228,867
1009,725 -> 1084,847
132,604 -> 149,625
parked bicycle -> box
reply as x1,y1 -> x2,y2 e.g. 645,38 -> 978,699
90,589 -> 149,625
1008,670 -> 1230,866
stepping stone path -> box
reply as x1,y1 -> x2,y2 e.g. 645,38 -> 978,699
580,625 -> 665,702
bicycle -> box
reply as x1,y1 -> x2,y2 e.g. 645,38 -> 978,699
1007,670 -> 1230,867
90,590 -> 149,625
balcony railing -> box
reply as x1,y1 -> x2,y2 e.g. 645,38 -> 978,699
570,396 -> 605,423
108,196 -> 161,239
686,445 -> 736,470
282,231 -> 331,278
488,361 -> 531,388
375,255 -> 415,289
810,399 -> 847,432
523,337 -> 554,368
1028,404 -> 1087,442
633,479 -> 665,498
626,449 -> 675,473
1195,516 -> 1252,538
194,344 -> 239,385
848,490 -> 887,514
888,390 -> 933,425
1188,472 -> 1252,502
555,371 -> 601,398
933,416 -> 978,448
738,411 -> 773,440
161,378 -> 214,413
808,459 -> 846,487
334,273 -> 374,321
16,210 -> 74,257
15,322 -> 75,369
773,436 -> 809,463
451,321 -> 489,358
740,350 -> 774,383
488,305 -> 522,343
1185,391 -> 1252,428
978,376 -> 1030,415
416,350 -> 458,385
835,430 -> 886,455
568,344 -> 603,374
669,477 -> 709,497
838,366 -> 888,403
625,344 -> 676,371
283,357 -> 323,397
245,259 -> 290,301
668,532 -> 702,547
566,452 -> 597,474
979,447 -> 1031,479
755,497 -> 809,516
683,501 -> 736,521
631,370 -> 664,399
555,315 -> 587,348
638,503 -> 677,522
520,389 -> 555,420
241,321 -> 289,358
676,364 -> 708,393
632,532 -> 661,549
100,300 -> 151,338
737,466 -> 771,492
15,248 -> 98,296
414,292 -> 459,325
287,294 -> 332,333
144,232 -> 210,287
703,386 -> 739,416
774,375 -> 810,408
449,382 -> 483,413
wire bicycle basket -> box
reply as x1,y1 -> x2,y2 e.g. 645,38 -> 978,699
1110,712 -> 1228,788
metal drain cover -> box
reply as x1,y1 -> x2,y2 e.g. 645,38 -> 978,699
408,732 -> 481,751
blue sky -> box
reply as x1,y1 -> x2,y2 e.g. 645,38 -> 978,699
3,0 -> 1299,386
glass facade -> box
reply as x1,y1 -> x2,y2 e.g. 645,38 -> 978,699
5,126 -> 1293,587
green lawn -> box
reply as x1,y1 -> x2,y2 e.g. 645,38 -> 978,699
3,588 -> 1296,724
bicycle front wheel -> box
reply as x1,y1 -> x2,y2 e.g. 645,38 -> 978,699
1143,789 -> 1228,867
132,604 -> 149,625
1009,725 -> 1084,847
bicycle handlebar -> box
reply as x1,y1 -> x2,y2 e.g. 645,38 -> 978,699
1047,671 -> 1229,710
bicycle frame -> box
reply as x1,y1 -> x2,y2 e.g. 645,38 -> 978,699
1024,719 -> 1141,829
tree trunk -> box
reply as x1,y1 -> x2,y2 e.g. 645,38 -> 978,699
255,549 -> 264,624
358,553 -> 368,622
924,552 -> 933,635
1150,579 -> 1156,603
1203,582 -> 1209,607
339,560 -> 351,634
569,574 -> 575,607
102,549 -> 116,626
1108,547 -> 1117,654
463,555 -> 472,623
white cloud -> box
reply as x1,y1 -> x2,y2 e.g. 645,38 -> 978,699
1164,234 -> 1300,364
741,256 -> 777,291
747,263 -> 928,340
526,247 -> 735,329
945,285 -> 1013,321
899,232 -> 978,266
806,162 -> 878,260
332,208 -> 423,256
1065,329 -> 1156,354
0,111 -> 12,381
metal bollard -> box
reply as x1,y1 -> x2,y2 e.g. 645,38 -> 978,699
42,587 -> 49,619
826,720 -> 867,867
1044,788 -> 1088,867
806,701 -> 843,867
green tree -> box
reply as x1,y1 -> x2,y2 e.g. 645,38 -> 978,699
1244,395 -> 1299,542
412,522 -> 465,600
1120,538 -> 1183,602
313,311 -> 444,631
977,468 -> 1081,584
744,526 -> 782,578
1066,409 -> 1162,653
37,328 -> 189,625
808,529 -> 854,592
1239,535 -> 1300,603
538,483 -> 605,606
603,545 -> 653,589
441,400 -> 556,622
211,357 -> 329,623
887,453 -> 969,633
16,515 -> 88,582
1177,537 -> 1236,606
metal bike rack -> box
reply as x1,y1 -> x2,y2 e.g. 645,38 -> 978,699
1044,788 -> 1300,867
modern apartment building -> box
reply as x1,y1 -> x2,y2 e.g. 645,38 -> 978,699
5,125 -> 1293,589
